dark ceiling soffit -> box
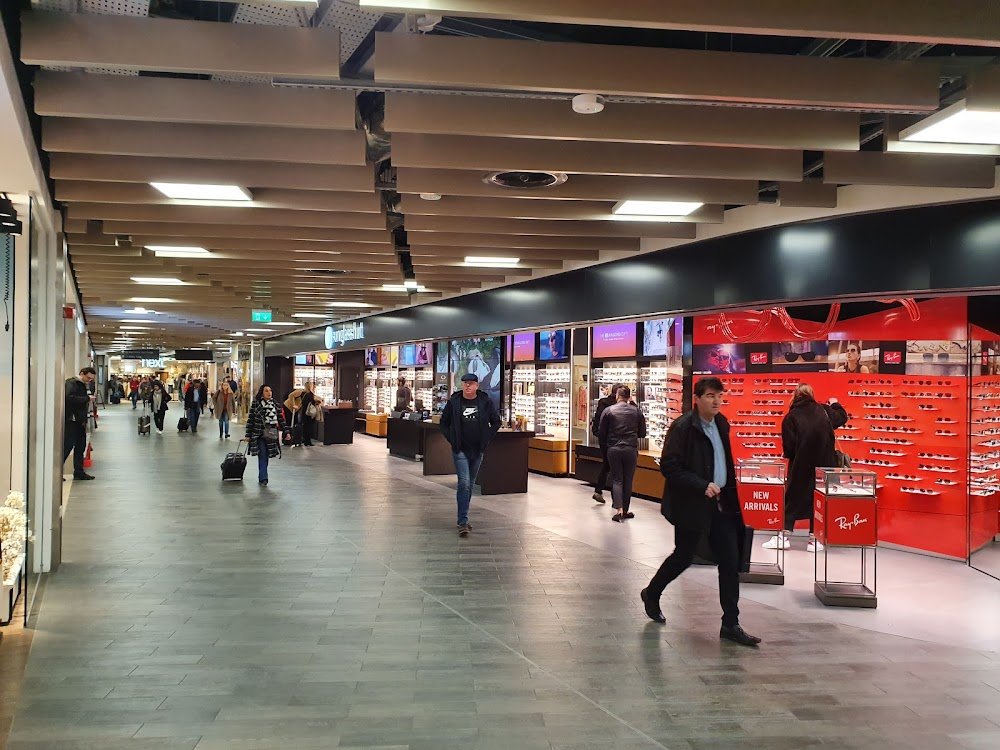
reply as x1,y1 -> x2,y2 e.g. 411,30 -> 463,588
263,199 -> 1000,357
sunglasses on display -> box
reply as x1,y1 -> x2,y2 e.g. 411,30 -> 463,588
838,435 -> 861,441
871,426 -> 921,433
935,417 -> 958,424
864,402 -> 898,410
866,437 -> 914,445
783,351 -> 818,362
848,379 -> 896,385
885,473 -> 920,481
856,459 -> 898,467
870,448 -> 906,456
744,442 -> 777,449
935,478 -> 960,486
864,414 -> 914,422
918,452 -> 957,461
901,392 -> 956,399
903,379 -> 955,386
753,379 -> 799,386
980,439 -> 1000,447
752,400 -> 785,406
935,430 -> 959,436
917,404 -> 939,411
974,417 -> 1000,425
737,410 -> 784,417
919,464 -> 959,473
901,486 -> 941,496
848,390 -> 895,398
738,431 -> 780,438
973,405 -> 1000,412
840,425 -> 860,431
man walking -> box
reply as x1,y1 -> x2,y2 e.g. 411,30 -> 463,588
440,373 -> 501,537
64,367 -> 96,480
598,386 -> 646,522
640,376 -> 760,647
590,382 -> 623,504
184,377 -> 207,434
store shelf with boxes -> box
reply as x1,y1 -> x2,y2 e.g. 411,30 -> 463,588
575,318 -> 685,498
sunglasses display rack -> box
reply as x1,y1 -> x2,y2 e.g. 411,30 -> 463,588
363,369 -> 378,412
640,365 -> 683,450
970,377 -> 1000,555
720,376 -> 785,464
536,365 -> 571,436
591,361 -> 639,430
512,364 -> 537,430
414,368 -> 434,411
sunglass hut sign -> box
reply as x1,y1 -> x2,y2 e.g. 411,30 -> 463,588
325,322 -> 365,349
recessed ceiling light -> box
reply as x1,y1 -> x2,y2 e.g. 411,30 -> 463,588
129,297 -> 179,303
900,100 -> 1000,146
464,256 -> 521,268
146,245 -> 211,258
383,283 -> 428,292
149,183 -> 252,201
292,313 -> 329,319
131,277 -> 188,285
419,192 -> 443,201
327,302 -> 374,308
612,200 -> 704,218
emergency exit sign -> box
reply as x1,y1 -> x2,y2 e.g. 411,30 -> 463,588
251,310 -> 272,323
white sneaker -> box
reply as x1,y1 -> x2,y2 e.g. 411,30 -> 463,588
762,534 -> 790,550
807,539 -> 825,553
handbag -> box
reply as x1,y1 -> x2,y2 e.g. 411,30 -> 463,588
306,402 -> 319,419
263,426 -> 279,443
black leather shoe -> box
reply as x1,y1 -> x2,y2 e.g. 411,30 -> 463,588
720,624 -> 761,647
73,473 -> 95,480
640,588 -> 665,624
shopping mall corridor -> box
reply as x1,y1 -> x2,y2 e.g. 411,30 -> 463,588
5,407 -> 1000,750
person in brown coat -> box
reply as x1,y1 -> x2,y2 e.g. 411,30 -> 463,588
766,383 -> 838,552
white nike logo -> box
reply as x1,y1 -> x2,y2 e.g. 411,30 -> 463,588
463,408 -> 477,417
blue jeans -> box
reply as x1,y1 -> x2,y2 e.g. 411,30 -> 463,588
257,438 -> 270,482
219,411 -> 230,437
452,450 -> 483,526
187,407 -> 201,432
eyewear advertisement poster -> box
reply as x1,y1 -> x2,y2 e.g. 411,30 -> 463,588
592,323 -> 637,359
770,341 -> 830,372
642,318 -> 679,358
512,332 -> 535,362
451,337 -> 504,411
693,343 -> 746,374
539,329 -> 567,361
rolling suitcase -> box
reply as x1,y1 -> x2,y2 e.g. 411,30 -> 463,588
137,403 -> 151,436
177,416 -> 189,432
221,442 -> 247,481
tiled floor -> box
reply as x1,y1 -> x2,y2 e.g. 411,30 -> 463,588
6,408 -> 1000,749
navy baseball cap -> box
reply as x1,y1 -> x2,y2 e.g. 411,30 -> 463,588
460,373 -> 479,382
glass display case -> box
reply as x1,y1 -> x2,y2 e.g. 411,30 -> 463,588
738,461 -> 787,486
815,468 -> 878,497
512,364 -> 536,429
639,363 -> 683,451
414,367 -> 434,410
363,369 -> 378,412
536,364 -> 571,437
591,361 -> 638,429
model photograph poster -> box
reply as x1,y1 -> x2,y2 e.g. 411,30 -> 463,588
539,329 -> 568,361
828,340 -> 879,374
693,343 -> 747,374
642,318 -> 674,357
451,337 -> 504,409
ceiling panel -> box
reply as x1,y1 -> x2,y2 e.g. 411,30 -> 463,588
399,196 -> 725,223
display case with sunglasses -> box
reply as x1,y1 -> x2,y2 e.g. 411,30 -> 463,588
512,364 -> 537,430
814,468 -> 878,608
639,364 -> 683,450
722,376 -> 784,465
738,461 -> 786,585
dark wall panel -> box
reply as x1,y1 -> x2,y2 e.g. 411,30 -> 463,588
265,200 -> 1000,357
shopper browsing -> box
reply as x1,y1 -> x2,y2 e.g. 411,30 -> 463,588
641,376 -> 760,647
590,382 -> 624,505
598,386 -> 646,522
395,376 -> 413,412
766,383 -> 840,552
439,373 -> 502,537
244,385 -> 289,486
64,367 -> 97,481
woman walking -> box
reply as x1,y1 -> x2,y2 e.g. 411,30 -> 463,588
245,385 -> 289,485
766,383 -> 837,552
213,381 -> 237,440
149,380 -> 171,434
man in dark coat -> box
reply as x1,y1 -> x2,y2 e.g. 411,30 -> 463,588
590,382 -> 623,504
64,367 -> 97,480
767,383 -> 840,552
641,376 -> 760,647
440,373 -> 502,537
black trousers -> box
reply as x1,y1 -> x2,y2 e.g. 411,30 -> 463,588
607,445 -> 638,513
647,510 -> 741,627
594,444 -> 610,493
302,414 -> 315,445
153,411 -> 165,431
63,421 -> 87,475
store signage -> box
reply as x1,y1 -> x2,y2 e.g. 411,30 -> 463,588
325,321 -> 365,348
750,351 -> 769,366
140,358 -> 165,368
814,494 -> 877,546
592,323 -> 637,358
173,349 -> 213,361
251,309 -> 272,323
739,486 -> 783,531
882,350 -> 902,365
122,348 -> 159,360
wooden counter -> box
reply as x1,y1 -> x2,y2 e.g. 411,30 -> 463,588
365,412 -> 387,438
321,407 -> 357,445
387,417 -> 425,460
423,425 -> 536,494
422,423 -> 455,476
528,435 -> 569,476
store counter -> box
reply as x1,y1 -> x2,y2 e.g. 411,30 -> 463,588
387,416 -> 425,460
365,412 -> 388,438
528,435 -> 569,476
321,406 -> 357,445
423,426 -> 536,494
574,445 -> 665,501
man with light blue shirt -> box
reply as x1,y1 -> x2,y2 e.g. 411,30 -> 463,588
640,376 -> 760,647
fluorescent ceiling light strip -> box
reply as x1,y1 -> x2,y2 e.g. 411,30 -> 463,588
383,284 -> 427,292
265,321 -> 303,326
464,256 -> 521,268
129,297 -> 180,303
900,101 -> 1000,146
147,246 -> 211,258
149,183 -> 253,201
613,199 -> 704,217
292,313 -> 329,319
131,277 -> 188,285
327,302 -> 374,307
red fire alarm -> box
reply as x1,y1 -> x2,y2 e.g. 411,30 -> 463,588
62,306 -> 76,319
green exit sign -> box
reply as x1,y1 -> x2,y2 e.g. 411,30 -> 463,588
251,310 -> 272,323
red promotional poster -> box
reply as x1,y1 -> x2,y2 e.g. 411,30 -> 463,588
819,497 -> 878,546
739,484 -> 784,531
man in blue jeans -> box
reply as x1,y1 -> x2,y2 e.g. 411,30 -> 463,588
440,373 -> 502,536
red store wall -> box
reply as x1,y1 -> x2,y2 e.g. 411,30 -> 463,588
693,297 -> 989,560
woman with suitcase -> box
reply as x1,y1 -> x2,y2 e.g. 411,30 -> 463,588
149,381 -> 171,434
244,385 -> 289,486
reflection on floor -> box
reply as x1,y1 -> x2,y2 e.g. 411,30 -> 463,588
6,409 -> 1000,750
970,542 -> 1000,580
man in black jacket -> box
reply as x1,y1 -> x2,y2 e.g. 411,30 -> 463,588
64,367 -> 97,480
640,376 -> 761,647
440,373 -> 502,537
183,378 -> 208,434
589,382 -> 623,504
